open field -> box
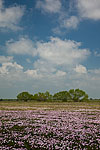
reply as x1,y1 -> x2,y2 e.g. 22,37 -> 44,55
0,101 -> 100,111
0,101 -> 100,149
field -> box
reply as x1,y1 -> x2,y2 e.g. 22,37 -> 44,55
0,101 -> 100,150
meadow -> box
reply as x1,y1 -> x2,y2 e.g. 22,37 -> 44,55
0,101 -> 100,150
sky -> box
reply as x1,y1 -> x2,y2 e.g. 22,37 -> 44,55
0,0 -> 100,99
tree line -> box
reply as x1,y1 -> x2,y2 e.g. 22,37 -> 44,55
17,89 -> 89,102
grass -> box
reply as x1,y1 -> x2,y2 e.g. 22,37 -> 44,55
0,100 -> 100,110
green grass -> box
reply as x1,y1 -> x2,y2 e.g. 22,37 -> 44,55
0,100 -> 100,110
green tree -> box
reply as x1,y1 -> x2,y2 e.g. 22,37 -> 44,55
44,91 -> 52,101
33,91 -> 52,101
33,93 -> 39,100
17,92 -> 33,101
69,89 -> 88,102
38,92 -> 46,101
33,92 -> 46,101
53,91 -> 70,101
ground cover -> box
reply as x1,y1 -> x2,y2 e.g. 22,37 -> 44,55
0,101 -> 100,110
0,102 -> 100,149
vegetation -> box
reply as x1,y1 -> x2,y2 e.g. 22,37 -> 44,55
16,89 -> 89,102
68,89 -> 88,102
1,89 -> 100,103
17,92 -> 33,102
53,91 -> 70,101
0,100 -> 100,111
33,91 -> 52,101
0,110 -> 100,149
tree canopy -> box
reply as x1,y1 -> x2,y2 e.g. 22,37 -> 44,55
17,92 -> 33,101
69,89 -> 88,102
53,91 -> 71,101
33,91 -> 52,101
17,89 -> 89,102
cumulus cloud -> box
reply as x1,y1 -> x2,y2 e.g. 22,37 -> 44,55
32,37 -> 90,78
60,0 -> 100,31
76,0 -> 100,20
36,0 -> 100,32
74,64 -> 87,74
63,16 -> 79,29
6,37 -> 37,56
33,59 -> 67,78
6,37 -> 90,77
0,56 -> 24,77
0,0 -> 25,31
55,70 -> 67,77
36,0 -> 61,13
36,37 -> 90,66
6,37 -> 90,66
0,62 -> 23,75
62,0 -> 100,31
25,69 -> 42,79
34,59 -> 56,74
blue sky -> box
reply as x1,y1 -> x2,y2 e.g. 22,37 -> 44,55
0,0 -> 100,98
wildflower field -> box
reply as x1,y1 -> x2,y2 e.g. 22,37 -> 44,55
0,101 -> 100,150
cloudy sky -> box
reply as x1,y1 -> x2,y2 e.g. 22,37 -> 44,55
0,0 -> 100,98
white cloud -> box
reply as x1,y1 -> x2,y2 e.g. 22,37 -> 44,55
36,0 -> 81,31
0,0 -> 25,31
25,69 -> 42,79
6,37 -> 90,66
63,16 -> 79,29
36,37 -> 90,66
31,37 -> 90,78
0,56 -> 23,76
0,56 -> 13,63
0,62 -> 23,75
55,70 -> 67,77
34,59 -> 56,74
36,0 -> 100,32
77,0 -> 100,20
6,37 -> 37,56
6,37 -> 90,77
36,0 -> 61,13
25,66 -> 66,80
33,59 -> 67,78
74,64 -> 87,74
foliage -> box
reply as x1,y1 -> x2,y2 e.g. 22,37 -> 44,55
17,92 -> 33,101
33,91 -> 52,101
16,89 -> 89,102
68,89 -> 88,102
53,91 -> 71,101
